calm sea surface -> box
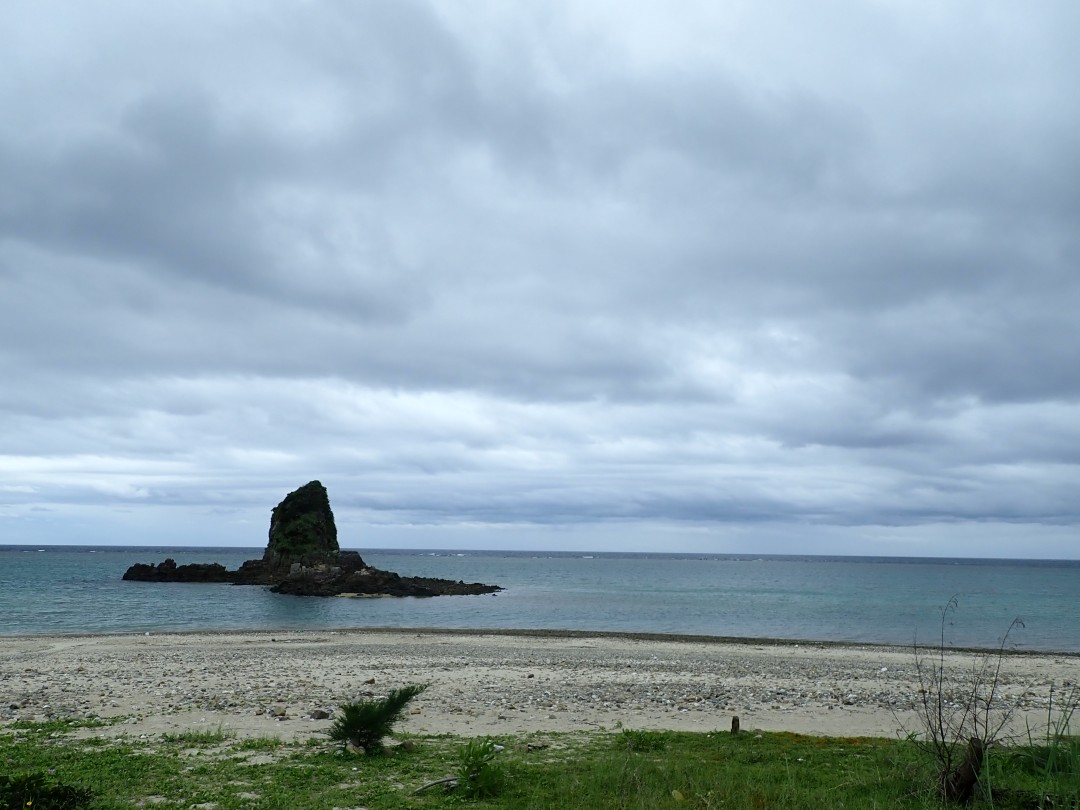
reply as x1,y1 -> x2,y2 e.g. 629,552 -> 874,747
1,546 -> 1078,652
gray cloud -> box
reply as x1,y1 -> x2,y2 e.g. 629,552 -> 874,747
2,0 -> 1079,557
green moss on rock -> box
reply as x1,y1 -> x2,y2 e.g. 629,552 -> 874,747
263,480 -> 338,567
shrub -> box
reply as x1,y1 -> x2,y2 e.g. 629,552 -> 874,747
455,736 -> 504,799
0,771 -> 93,810
327,683 -> 428,754
909,596 -> 1024,803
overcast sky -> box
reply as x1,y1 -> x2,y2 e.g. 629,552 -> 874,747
2,1 -> 1079,559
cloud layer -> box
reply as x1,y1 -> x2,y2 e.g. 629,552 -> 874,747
3,1 -> 1079,557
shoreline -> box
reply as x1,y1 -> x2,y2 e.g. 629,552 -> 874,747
3,625 -> 1077,657
3,629 -> 1075,742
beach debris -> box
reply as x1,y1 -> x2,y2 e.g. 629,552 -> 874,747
413,776 -> 458,794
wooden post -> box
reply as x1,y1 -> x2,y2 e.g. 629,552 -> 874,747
943,737 -> 985,804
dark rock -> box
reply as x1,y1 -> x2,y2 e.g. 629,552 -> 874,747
122,559 -> 233,583
270,562 -> 500,597
263,480 -> 338,571
122,481 -> 501,598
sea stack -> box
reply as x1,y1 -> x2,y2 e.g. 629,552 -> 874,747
123,481 -> 501,598
263,480 -> 339,570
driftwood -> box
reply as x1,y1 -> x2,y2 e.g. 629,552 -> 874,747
414,777 -> 458,794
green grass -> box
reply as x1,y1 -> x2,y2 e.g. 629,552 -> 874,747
235,735 -> 284,751
160,724 -> 236,745
1,719 -> 1077,809
619,728 -> 671,752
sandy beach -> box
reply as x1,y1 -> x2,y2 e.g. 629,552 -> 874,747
2,629 -> 1075,742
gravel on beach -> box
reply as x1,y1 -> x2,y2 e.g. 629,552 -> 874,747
2,629 -> 1075,741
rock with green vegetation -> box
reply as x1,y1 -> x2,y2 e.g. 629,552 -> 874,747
122,481 -> 502,598
263,480 -> 339,569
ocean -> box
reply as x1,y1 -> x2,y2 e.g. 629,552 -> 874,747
1,546 -> 1078,652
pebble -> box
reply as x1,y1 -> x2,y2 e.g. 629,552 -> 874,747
0,632 -> 1071,737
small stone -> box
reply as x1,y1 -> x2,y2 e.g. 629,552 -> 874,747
311,709 -> 331,720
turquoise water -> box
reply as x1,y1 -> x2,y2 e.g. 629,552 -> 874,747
1,546 -> 1078,652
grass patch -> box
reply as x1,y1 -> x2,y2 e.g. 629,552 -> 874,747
236,735 -> 284,751
1,721 -> 1076,809
160,725 -> 236,746
619,728 -> 670,752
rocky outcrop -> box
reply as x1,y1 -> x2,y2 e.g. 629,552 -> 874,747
263,480 -> 339,571
122,481 -> 501,598
269,554 -> 502,598
121,559 -> 233,583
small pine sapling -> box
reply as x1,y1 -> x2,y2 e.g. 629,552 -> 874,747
327,683 -> 428,754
